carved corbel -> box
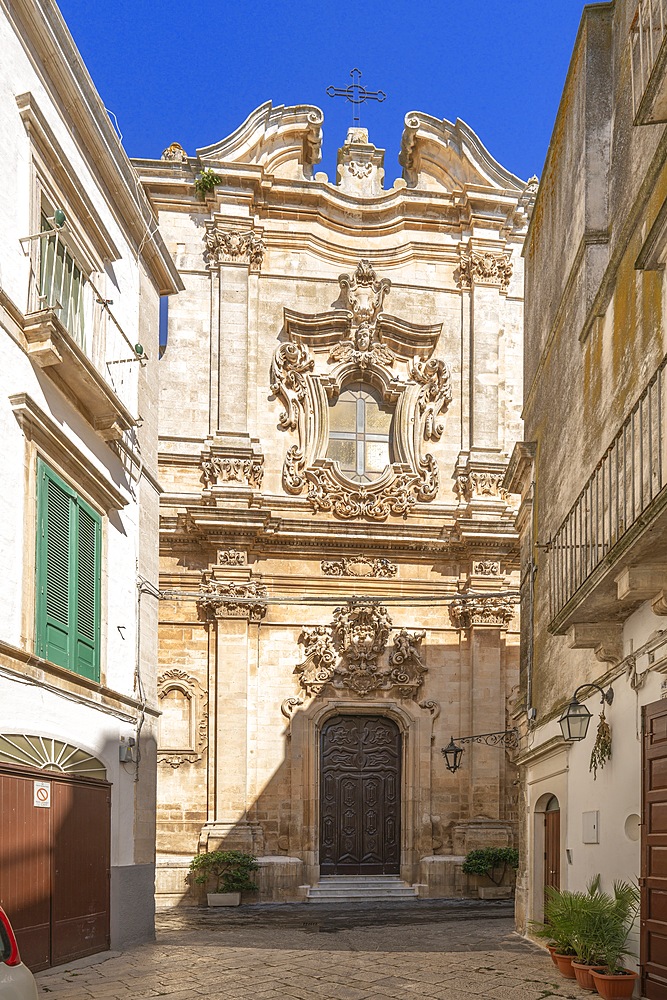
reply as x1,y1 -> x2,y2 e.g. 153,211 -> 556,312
566,623 -> 623,666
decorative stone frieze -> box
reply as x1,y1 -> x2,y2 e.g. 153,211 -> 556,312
448,596 -> 515,630
321,555 -> 398,578
204,226 -> 265,270
270,259 -> 452,520
201,455 -> 264,489
198,581 -> 268,621
295,604 -> 427,698
217,548 -> 247,566
157,668 -> 208,768
473,560 -> 501,576
458,247 -> 513,291
161,141 -> 188,162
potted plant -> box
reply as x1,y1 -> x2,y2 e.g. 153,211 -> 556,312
569,876 -> 612,991
531,886 -> 579,978
461,847 -> 519,899
589,880 -> 640,999
188,849 -> 259,906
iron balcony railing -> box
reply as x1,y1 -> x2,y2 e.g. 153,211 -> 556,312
549,355 -> 667,621
631,0 -> 667,118
20,221 -> 144,416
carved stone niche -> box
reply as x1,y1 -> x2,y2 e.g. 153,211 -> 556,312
271,259 -> 452,521
295,601 -> 427,699
157,668 -> 208,768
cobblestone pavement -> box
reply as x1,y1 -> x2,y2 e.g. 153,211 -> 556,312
36,902 -> 592,1000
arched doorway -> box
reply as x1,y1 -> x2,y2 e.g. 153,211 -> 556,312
544,794 -> 561,895
320,715 -> 401,875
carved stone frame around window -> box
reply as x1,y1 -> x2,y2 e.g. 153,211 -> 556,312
271,260 -> 452,521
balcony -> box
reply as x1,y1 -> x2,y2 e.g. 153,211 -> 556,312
631,0 -> 667,123
20,221 -> 143,439
548,354 -> 667,633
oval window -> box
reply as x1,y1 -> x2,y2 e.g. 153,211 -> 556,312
326,382 -> 393,484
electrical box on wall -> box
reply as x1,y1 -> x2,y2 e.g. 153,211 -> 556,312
582,810 -> 600,844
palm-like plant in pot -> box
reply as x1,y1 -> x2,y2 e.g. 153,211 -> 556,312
188,850 -> 259,906
531,886 -> 579,977
589,880 -> 640,1000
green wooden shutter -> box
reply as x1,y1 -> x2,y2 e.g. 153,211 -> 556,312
74,500 -> 101,681
36,461 -> 101,681
36,462 -> 73,669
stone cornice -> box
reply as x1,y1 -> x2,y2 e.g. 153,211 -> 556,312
4,0 -> 182,294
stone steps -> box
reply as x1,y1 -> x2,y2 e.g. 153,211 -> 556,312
307,875 -> 419,902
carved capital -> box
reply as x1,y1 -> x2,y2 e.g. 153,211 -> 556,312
458,246 -> 513,291
201,455 -> 264,489
204,225 -> 265,270
448,596 -> 515,630
454,471 -> 509,503
198,581 -> 267,621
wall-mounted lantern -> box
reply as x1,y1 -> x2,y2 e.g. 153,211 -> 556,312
558,683 -> 614,742
441,729 -> 520,773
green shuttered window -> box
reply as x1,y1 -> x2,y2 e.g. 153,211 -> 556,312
36,460 -> 101,681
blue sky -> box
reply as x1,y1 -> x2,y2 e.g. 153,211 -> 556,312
58,0 -> 587,185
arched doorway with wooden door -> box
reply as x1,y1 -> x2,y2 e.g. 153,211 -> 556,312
544,795 -> 561,896
532,792 -> 561,923
320,714 -> 401,875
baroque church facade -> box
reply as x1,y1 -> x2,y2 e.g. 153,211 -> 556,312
134,103 -> 535,903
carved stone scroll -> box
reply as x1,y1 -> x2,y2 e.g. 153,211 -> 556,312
321,555 -> 398,578
218,549 -> 247,566
473,560 -> 501,576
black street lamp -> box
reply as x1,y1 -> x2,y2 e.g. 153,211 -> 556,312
442,737 -> 464,773
441,729 -> 519,773
558,683 -> 614,742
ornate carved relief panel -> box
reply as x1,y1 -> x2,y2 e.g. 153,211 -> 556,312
270,260 -> 452,520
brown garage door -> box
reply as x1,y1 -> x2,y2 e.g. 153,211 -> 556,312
0,765 -> 110,971
642,699 -> 667,999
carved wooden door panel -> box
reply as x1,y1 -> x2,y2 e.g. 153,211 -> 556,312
320,715 -> 401,875
642,699 -> 667,999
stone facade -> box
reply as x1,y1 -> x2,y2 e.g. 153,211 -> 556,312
135,102 -> 534,904
0,0 -> 181,960
508,0 -> 667,978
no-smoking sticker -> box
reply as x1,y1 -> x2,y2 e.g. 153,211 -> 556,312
34,780 -> 51,808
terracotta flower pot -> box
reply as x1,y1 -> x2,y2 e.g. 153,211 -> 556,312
546,944 -> 559,966
571,961 -> 607,992
553,953 -> 576,979
589,968 -> 638,999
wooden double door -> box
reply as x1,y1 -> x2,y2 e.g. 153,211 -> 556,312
0,765 -> 110,971
320,715 -> 401,875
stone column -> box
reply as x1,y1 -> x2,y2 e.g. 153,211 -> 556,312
197,572 -> 267,855
449,596 -> 515,853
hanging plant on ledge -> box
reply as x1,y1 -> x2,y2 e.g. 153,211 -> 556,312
194,168 -> 222,200
589,709 -> 612,779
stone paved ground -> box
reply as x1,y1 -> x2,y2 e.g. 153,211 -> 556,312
36,902 -> 592,1000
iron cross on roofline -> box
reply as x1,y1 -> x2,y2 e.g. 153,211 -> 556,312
326,68 -> 386,126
